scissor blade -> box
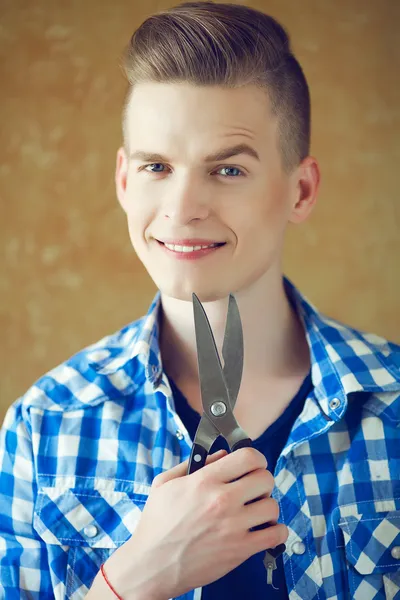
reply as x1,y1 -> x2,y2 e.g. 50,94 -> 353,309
222,294 -> 244,409
192,293 -> 230,416
193,413 -> 221,453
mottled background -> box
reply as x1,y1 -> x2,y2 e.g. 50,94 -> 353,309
1,0 -> 399,421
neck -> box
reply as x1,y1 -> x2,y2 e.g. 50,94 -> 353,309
159,269 -> 311,392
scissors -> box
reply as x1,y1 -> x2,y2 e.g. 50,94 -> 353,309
187,293 -> 286,584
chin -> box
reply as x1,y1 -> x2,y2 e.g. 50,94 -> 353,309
155,276 -> 233,303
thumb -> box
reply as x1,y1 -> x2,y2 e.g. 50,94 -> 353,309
153,449 -> 228,487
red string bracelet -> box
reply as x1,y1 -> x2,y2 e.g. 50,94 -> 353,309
100,563 -> 123,600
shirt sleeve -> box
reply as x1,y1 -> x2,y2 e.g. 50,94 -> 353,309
0,398 -> 54,599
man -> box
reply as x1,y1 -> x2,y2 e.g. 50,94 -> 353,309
1,2 -> 399,599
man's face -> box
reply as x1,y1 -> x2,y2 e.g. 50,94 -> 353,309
116,82 -> 304,302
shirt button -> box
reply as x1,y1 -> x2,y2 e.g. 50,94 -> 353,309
329,398 -> 341,410
176,429 -> 184,441
391,546 -> 400,560
83,524 -> 98,538
292,541 -> 306,555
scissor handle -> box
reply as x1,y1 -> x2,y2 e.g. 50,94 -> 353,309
188,437 -> 253,475
188,438 -> 253,475
187,443 -> 208,475
231,437 -> 253,452
187,437 -> 286,556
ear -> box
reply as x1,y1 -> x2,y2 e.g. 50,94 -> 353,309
288,156 -> 321,224
115,146 -> 129,213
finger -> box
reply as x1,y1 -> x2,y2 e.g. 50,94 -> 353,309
205,449 -> 228,465
245,523 -> 289,556
154,449 -> 228,486
206,447 -> 268,484
233,469 -> 274,505
241,497 -> 280,530
208,449 -> 229,459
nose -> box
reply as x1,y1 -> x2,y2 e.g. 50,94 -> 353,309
162,175 -> 210,225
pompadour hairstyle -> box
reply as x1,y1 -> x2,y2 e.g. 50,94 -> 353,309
120,1 -> 311,172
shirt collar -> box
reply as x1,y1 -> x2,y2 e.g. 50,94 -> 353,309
284,277 -> 400,421
90,277 -> 400,420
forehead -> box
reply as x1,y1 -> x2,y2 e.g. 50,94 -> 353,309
125,82 -> 278,151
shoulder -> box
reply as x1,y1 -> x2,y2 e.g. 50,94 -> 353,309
18,316 -> 148,415
314,313 -> 400,425
317,312 -> 400,384
286,276 -> 399,387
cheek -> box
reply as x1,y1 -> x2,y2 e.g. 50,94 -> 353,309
234,190 -> 289,239
124,185 -> 157,241
126,212 -> 150,249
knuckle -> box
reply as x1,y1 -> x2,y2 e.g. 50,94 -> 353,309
266,497 -> 280,521
265,526 -> 281,548
196,471 -> 211,492
282,524 -> 289,541
277,524 -> 289,545
239,447 -> 267,471
207,490 -> 231,516
263,469 -> 275,488
254,468 -> 274,493
283,525 -> 289,541
238,447 -> 254,464
267,523 -> 288,547
152,472 -> 165,488
257,450 -> 268,470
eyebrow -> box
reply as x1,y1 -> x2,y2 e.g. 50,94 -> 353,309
129,143 -> 260,163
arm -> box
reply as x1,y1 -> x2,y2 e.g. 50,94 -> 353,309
85,564 -> 165,600
85,537 -> 168,600
0,398 -> 53,599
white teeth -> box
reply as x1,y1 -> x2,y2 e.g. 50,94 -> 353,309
164,243 -> 218,252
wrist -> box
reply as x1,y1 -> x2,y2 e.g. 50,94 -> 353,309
103,550 -> 167,600
101,564 -> 123,599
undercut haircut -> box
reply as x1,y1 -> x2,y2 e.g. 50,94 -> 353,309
120,1 -> 311,173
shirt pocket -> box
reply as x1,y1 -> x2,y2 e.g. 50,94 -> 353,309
33,485 -> 148,599
338,510 -> 400,599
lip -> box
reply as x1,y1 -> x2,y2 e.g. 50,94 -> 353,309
156,239 -> 226,261
157,238 -> 225,246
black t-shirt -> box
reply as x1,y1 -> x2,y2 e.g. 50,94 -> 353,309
169,370 -> 313,599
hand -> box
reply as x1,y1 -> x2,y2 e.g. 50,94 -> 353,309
103,448 -> 288,599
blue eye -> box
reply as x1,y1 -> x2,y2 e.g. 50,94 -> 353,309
142,163 -> 244,177
145,163 -> 166,172
219,167 -> 242,177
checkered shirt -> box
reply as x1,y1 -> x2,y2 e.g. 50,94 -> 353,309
1,277 -> 400,600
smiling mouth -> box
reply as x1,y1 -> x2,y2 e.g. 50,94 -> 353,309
155,239 -> 226,258
160,242 -> 224,253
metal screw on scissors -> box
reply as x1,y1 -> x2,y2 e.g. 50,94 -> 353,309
187,292 -> 286,580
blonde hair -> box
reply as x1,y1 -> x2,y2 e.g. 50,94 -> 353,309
120,1 -> 310,173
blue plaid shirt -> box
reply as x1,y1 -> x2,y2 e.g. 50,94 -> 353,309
1,277 -> 400,600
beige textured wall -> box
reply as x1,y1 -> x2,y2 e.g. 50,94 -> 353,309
1,0 -> 399,421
